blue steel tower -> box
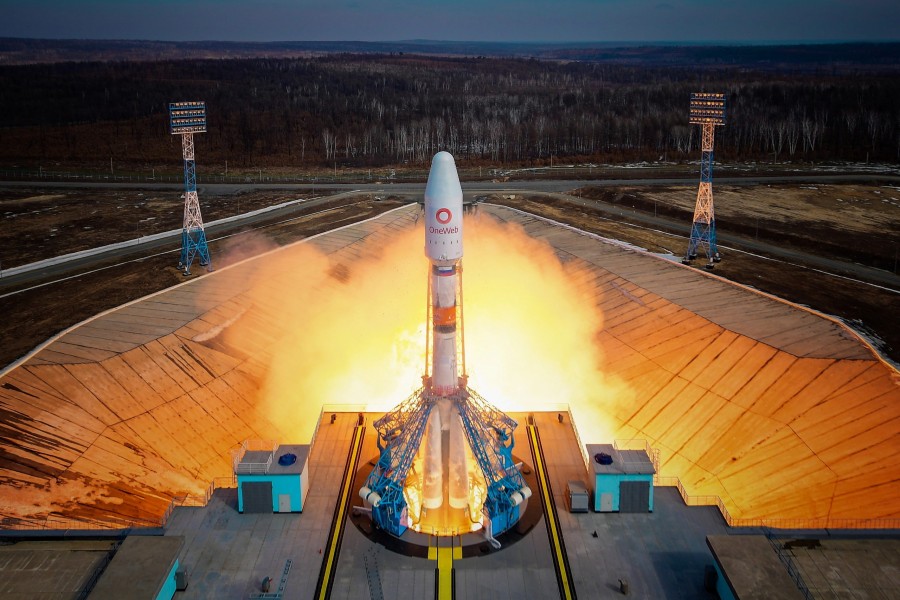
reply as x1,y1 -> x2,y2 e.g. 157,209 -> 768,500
683,93 -> 726,269
169,102 -> 211,275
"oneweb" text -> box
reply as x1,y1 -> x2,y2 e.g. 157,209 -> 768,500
429,226 -> 459,234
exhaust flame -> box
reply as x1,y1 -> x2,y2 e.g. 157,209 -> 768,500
227,209 -> 629,445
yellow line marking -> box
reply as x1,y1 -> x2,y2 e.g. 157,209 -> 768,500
529,425 -> 574,600
437,544 -> 453,599
317,424 -> 365,600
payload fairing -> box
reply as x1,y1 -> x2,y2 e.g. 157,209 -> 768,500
360,152 -> 531,538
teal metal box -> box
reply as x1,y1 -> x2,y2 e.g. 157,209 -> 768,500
234,442 -> 310,514
586,444 -> 655,513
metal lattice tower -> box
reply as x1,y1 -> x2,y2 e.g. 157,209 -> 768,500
169,101 -> 211,275
683,93 -> 726,268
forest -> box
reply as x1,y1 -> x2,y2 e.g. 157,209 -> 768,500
0,50 -> 898,171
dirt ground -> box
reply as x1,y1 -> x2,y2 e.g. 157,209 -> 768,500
570,184 -> 900,272
0,187 -> 334,269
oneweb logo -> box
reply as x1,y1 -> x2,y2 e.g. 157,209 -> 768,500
436,208 -> 452,224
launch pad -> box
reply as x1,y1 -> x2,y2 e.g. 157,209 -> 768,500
350,451 -> 542,557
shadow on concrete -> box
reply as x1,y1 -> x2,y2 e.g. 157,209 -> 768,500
649,551 -> 717,600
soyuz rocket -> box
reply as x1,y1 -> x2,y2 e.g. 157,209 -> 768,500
358,151 -> 531,537
422,151 -> 469,511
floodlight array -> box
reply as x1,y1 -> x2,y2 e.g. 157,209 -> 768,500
169,102 -> 207,134
689,93 -> 726,125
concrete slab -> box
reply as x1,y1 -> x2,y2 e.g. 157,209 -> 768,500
0,540 -> 117,600
88,536 -> 183,600
706,535 -> 804,600
159,412 -> 763,600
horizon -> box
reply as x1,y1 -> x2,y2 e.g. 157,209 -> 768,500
3,36 -> 896,47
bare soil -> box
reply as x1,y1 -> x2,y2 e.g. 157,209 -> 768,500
0,187 -> 335,269
570,184 -> 900,272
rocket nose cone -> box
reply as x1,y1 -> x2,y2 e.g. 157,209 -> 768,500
424,151 -> 463,261
432,151 -> 454,165
425,152 -> 462,204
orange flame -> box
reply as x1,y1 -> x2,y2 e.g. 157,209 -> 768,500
226,210 -> 629,445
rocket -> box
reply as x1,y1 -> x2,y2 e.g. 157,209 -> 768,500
358,150 -> 532,537
421,151 -> 469,511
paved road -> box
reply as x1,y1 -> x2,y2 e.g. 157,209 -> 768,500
0,191 -> 367,294
2,172 -> 900,196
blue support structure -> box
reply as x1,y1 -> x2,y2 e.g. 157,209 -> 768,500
361,385 -> 528,537
456,388 -> 528,534
362,389 -> 434,537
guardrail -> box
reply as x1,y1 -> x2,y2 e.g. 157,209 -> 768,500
0,514 -> 159,531
158,476 -> 235,527
765,535 -> 815,600
0,168 -> 428,185
655,475 -> 900,530
232,439 -> 278,474
0,165 -> 669,185
76,540 -> 122,600
0,475 -> 236,533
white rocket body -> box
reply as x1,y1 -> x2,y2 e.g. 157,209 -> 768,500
421,151 -> 469,511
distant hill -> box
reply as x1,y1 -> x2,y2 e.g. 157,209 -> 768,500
1,37 -> 898,72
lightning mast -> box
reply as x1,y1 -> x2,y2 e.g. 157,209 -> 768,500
683,93 -> 726,268
169,101 -> 211,275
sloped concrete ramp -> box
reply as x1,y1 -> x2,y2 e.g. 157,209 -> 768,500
483,204 -> 898,526
1,203 -> 897,528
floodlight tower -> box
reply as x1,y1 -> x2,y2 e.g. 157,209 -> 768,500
169,101 -> 211,275
683,93 -> 726,268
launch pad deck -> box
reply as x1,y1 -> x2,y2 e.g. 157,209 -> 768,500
162,411 -> 731,599
2,200 -> 898,598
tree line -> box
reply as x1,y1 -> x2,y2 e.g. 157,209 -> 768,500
0,54 -> 897,170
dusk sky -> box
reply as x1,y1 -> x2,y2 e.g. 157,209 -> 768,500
0,0 -> 897,43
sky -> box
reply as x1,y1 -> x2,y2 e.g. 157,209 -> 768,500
0,0 -> 897,43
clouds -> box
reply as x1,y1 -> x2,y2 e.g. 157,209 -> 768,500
0,0 -> 896,42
